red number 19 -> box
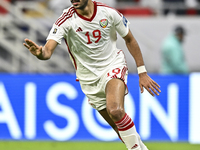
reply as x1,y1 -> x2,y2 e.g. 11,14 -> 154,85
85,30 -> 101,44
107,68 -> 121,77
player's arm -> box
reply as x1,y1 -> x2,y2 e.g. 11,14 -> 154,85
23,39 -> 58,60
123,30 -> 161,96
123,30 -> 145,68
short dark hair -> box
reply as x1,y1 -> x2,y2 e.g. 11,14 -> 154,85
174,26 -> 186,35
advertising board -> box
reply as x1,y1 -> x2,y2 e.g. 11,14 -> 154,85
0,73 -> 199,143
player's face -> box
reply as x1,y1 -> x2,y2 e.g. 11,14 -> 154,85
177,33 -> 184,43
71,0 -> 89,10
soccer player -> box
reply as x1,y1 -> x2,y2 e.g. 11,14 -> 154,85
23,0 -> 161,149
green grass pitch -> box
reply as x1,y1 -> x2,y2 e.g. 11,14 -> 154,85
0,141 -> 199,150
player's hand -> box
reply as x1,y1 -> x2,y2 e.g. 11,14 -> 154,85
139,72 -> 161,97
23,39 -> 43,57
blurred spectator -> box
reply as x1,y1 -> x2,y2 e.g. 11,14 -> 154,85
160,26 -> 189,74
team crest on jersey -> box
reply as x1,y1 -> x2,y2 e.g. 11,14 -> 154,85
99,19 -> 108,28
53,28 -> 58,34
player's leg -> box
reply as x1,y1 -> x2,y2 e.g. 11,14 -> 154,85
98,108 -> 123,142
105,78 -> 144,150
98,108 -> 148,150
105,78 -> 126,122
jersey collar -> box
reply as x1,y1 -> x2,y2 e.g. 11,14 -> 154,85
74,1 -> 97,22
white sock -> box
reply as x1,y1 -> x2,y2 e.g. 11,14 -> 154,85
115,113 -> 141,150
137,133 -> 148,150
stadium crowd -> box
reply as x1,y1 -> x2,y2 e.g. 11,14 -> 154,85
1,0 -> 200,16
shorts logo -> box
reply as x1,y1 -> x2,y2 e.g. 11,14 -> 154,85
131,144 -> 138,149
99,19 -> 108,28
53,28 -> 58,34
123,16 -> 128,27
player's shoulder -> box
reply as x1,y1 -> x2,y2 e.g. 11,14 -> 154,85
54,6 -> 75,27
96,1 -> 122,16
62,6 -> 75,15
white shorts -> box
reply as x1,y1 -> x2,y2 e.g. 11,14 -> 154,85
79,51 -> 128,111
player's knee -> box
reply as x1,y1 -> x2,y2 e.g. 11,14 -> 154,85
107,107 -> 125,121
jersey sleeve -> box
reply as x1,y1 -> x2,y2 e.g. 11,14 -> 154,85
110,9 -> 130,37
47,7 -> 74,44
46,24 -> 65,45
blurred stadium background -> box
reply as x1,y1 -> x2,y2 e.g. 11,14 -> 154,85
0,0 -> 200,150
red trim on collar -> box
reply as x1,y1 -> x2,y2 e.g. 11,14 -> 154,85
74,1 -> 97,22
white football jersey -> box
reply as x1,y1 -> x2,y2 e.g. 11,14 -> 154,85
47,1 -> 130,82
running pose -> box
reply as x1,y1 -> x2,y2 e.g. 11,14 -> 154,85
23,0 -> 161,149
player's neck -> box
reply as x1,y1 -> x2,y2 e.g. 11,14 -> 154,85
76,1 -> 94,19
